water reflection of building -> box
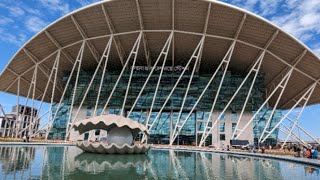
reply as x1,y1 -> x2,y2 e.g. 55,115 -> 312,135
0,146 -> 36,178
0,146 -> 319,179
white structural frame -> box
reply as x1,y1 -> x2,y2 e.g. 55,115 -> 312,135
198,49 -> 264,146
285,116 -> 320,145
279,126 -> 309,147
100,32 -> 142,115
261,82 -> 316,143
144,37 -> 206,139
235,68 -> 293,139
126,32 -> 173,117
65,37 -> 113,140
2,0 -> 320,144
169,37 -> 205,145
46,42 -> 86,138
280,83 -> 316,148
143,35 -> 173,128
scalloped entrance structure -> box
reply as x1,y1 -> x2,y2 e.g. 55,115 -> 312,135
73,114 -> 150,154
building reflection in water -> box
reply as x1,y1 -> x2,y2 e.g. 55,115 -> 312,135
0,146 -> 319,179
0,146 -> 36,179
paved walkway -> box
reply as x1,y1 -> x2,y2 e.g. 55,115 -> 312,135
152,145 -> 320,168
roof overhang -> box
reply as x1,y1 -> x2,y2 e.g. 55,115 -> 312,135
1,0 -> 320,109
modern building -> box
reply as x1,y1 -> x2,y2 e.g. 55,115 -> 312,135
1,0 -> 320,147
0,105 -> 40,138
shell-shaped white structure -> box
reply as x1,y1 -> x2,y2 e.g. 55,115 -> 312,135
73,114 -> 150,154
76,141 -> 150,154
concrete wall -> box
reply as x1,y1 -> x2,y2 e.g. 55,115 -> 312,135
211,111 -> 253,148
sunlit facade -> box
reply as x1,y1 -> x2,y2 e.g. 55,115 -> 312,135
1,0 -> 319,147
49,69 -> 281,146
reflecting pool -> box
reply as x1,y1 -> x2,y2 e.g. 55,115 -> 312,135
0,146 -> 319,179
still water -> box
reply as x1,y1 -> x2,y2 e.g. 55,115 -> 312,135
0,145 -> 319,180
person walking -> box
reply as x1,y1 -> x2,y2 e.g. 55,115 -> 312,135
312,148 -> 318,159
306,148 -> 312,158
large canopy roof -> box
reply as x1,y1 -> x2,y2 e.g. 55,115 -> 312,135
1,0 -> 320,109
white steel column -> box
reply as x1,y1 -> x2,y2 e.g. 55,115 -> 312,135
258,72 -> 292,143
281,83 -> 316,148
66,37 -> 113,139
198,42 -> 236,146
281,123 -> 309,146
101,32 -> 142,115
235,69 -> 293,139
231,51 -> 265,139
65,41 -> 86,138
145,34 -> 178,132
127,32 -> 173,117
17,65 -> 38,137
46,41 -> 85,139
20,52 -> 60,137
44,51 -> 61,139
121,34 -> 142,116
93,37 -> 113,116
170,37 -> 205,145
146,38 -> 206,137
285,116 -> 320,144
168,42 -> 234,145
15,78 -> 20,138
279,127 -> 308,147
199,50 -> 264,146
29,63 -> 39,137
261,82 -> 316,143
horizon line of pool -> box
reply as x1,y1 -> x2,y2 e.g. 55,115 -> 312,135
0,142 -> 319,168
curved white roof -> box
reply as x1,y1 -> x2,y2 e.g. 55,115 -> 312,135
1,0 -> 320,109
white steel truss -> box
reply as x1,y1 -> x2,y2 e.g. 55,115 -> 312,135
170,39 -> 235,145
101,32 -> 143,115
121,34 -> 142,116
170,41 -> 235,145
18,51 -> 61,137
169,37 -> 204,144
15,65 -> 38,138
127,32 -> 173,117
235,68 -> 293,140
143,35 -> 174,127
65,40 -> 85,138
285,116 -> 320,145
199,50 -> 265,146
144,37 -> 205,142
197,41 -> 235,146
280,83 -> 317,148
231,52 -> 264,139
65,37 -> 113,140
46,42 -> 85,139
261,82 -> 316,143
279,126 -> 309,147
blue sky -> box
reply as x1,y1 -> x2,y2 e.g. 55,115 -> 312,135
0,0 -> 319,139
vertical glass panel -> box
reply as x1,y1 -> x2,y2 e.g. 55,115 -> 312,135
219,122 -> 225,132
231,112 -> 237,122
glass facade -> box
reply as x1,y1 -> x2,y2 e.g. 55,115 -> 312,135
49,69 -> 281,145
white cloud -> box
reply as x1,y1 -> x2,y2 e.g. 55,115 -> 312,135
0,16 -> 13,25
39,0 -> 71,15
271,0 -> 320,41
8,6 -> 25,17
0,28 -> 27,46
76,0 -> 101,7
25,16 -> 48,33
